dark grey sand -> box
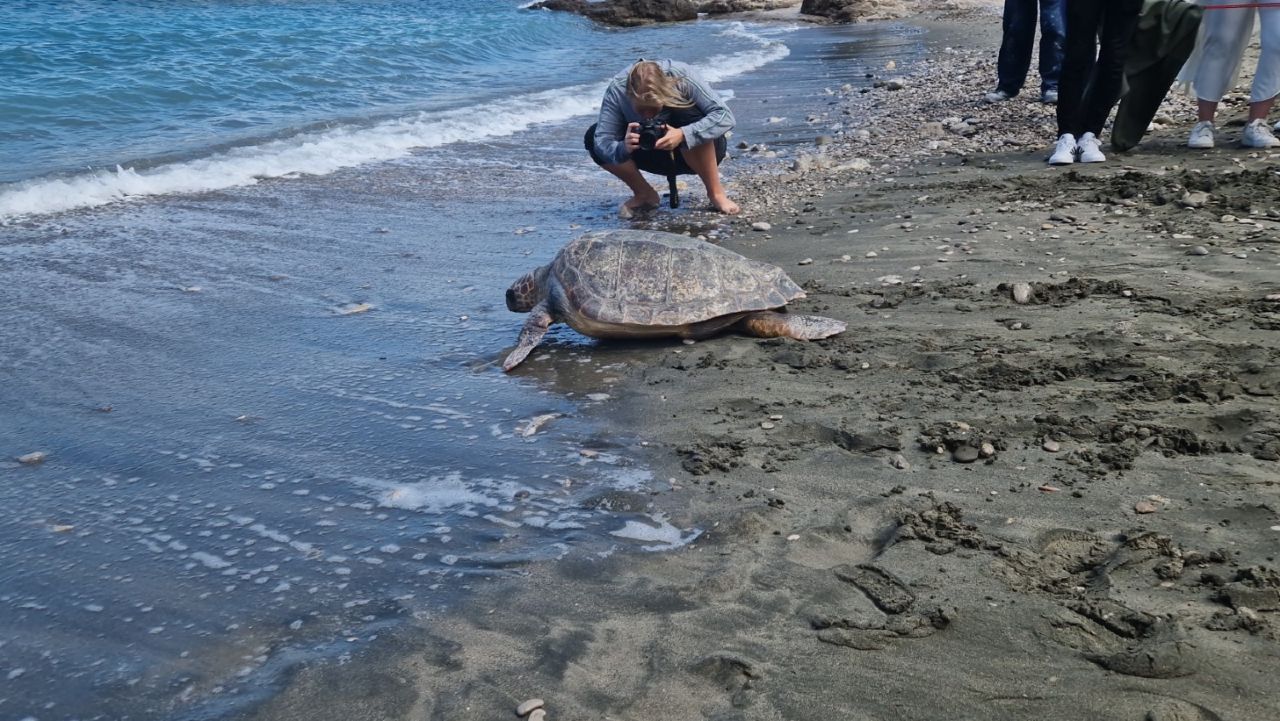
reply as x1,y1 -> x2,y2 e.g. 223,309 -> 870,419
242,4 -> 1280,720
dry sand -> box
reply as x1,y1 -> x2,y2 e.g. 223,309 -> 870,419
245,4 -> 1280,720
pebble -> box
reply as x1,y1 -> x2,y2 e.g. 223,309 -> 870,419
752,222 -> 772,232
890,454 -> 910,470
979,442 -> 996,458
1010,282 -> 1033,304
797,258 -> 813,265
1042,439 -> 1061,452
1134,500 -> 1159,514
1178,191 -> 1209,208
1038,484 -> 1061,493
17,451 -> 47,465
516,699 -> 545,717
528,711 -> 546,721
760,421 -> 776,430
1220,214 -> 1238,223
1234,252 -> 1248,259
1188,246 -> 1209,256
865,250 -> 878,258
786,534 -> 801,541
1265,294 -> 1280,302
952,445 -> 980,463
769,414 -> 784,421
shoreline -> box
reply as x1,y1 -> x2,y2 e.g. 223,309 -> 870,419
242,4 -> 1280,720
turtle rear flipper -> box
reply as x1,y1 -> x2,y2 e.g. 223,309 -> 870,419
503,303 -> 553,372
739,311 -> 845,340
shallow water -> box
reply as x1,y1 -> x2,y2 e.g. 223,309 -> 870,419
0,12 -> 926,720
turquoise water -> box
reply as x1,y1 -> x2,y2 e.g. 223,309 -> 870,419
0,0 -> 786,216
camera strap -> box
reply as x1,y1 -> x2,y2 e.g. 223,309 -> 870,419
666,153 -> 679,209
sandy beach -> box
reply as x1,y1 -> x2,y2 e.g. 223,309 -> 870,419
241,4 -> 1280,720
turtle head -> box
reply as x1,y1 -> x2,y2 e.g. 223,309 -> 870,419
505,266 -> 549,313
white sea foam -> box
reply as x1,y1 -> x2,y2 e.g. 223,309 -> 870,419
0,26 -> 788,220
609,514 -> 701,551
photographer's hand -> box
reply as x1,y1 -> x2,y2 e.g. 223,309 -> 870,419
624,122 -> 642,153
654,125 -> 685,152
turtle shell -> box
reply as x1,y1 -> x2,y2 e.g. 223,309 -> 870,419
551,230 -> 804,327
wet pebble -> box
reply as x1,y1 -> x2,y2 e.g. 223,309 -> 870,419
1010,282 -> 1033,304
1187,246 -> 1209,256
752,222 -> 772,232
797,258 -> 813,266
516,699 -> 545,716
1042,439 -> 1061,453
951,445 -> 980,463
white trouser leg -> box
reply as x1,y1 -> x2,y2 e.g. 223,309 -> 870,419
1193,3 -> 1257,102
1251,7 -> 1280,102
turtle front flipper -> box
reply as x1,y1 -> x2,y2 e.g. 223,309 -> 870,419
503,302 -> 554,372
738,311 -> 846,340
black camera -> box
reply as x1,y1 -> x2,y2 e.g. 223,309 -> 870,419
636,118 -> 666,151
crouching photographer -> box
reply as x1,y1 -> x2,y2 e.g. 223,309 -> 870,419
584,59 -> 739,216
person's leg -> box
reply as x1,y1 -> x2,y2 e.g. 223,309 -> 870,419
584,124 -> 660,211
679,140 -> 738,215
1037,0 -> 1066,94
603,161 -> 662,211
1242,8 -> 1280,145
996,0 -> 1037,96
1056,0 -> 1103,137
1249,7 -> 1280,119
1079,0 -> 1143,138
1193,4 -> 1252,114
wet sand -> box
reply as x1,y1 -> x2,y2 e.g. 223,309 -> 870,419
242,4 -> 1280,720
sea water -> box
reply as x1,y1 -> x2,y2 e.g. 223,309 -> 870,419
0,2 -> 925,718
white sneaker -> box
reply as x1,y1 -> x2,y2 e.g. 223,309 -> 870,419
984,89 -> 1012,104
1241,118 -> 1280,148
1077,132 -> 1106,163
1187,121 -> 1215,149
1048,133 -> 1077,165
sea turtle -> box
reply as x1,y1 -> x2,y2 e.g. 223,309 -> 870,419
502,229 -> 845,371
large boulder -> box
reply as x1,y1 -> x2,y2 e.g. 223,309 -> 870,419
800,0 -> 909,22
531,0 -> 699,26
701,0 -> 802,12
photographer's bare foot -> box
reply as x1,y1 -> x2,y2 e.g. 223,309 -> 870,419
710,194 -> 740,215
620,192 -> 661,219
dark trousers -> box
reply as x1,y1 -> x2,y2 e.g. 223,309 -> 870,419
583,123 -> 726,177
996,0 -> 1066,95
1056,0 -> 1143,138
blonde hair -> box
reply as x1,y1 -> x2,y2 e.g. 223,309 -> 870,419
626,61 -> 694,110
